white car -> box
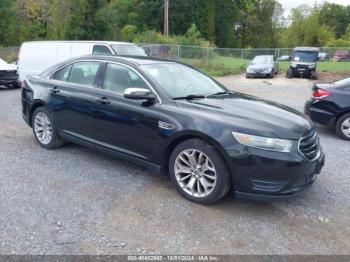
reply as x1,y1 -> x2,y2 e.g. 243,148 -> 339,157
0,58 -> 19,89
18,41 -> 147,82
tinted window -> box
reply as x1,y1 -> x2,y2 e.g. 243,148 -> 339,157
103,63 -> 148,94
52,65 -> 72,81
293,51 -> 318,62
67,62 -> 100,87
92,45 -> 112,55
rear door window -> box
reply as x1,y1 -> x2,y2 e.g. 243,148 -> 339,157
92,45 -> 113,55
52,65 -> 72,81
67,61 -> 101,87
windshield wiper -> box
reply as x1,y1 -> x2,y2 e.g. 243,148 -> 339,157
172,94 -> 206,100
206,91 -> 230,98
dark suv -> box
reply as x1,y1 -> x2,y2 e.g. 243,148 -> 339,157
22,56 -> 325,204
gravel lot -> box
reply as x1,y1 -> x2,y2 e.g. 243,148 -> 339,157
0,74 -> 349,255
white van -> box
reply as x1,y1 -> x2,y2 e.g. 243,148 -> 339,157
18,41 -> 147,81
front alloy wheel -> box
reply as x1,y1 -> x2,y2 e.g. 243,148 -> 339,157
169,139 -> 231,204
174,149 -> 217,197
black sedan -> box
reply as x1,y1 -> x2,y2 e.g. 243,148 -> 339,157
305,78 -> 350,140
22,55 -> 324,204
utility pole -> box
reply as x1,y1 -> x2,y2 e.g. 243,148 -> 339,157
164,0 -> 169,37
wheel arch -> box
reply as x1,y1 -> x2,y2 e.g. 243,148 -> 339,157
335,109 -> 350,128
28,100 -> 48,127
160,131 -> 232,179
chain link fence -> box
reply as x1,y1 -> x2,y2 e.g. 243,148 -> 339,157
139,44 -> 350,75
1,44 -> 349,76
0,47 -> 20,62
139,44 -> 350,61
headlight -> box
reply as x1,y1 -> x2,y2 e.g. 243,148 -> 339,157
291,63 -> 297,68
232,132 -> 292,152
247,67 -> 253,73
308,65 -> 315,69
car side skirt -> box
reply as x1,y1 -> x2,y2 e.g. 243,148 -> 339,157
59,131 -> 162,174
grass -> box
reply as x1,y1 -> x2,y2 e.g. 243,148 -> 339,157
181,56 -> 350,77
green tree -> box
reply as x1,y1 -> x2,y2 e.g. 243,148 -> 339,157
0,0 -> 18,46
319,3 -> 350,38
215,0 -> 236,47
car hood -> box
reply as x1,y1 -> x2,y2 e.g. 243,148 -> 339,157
175,93 -> 313,140
0,63 -> 17,71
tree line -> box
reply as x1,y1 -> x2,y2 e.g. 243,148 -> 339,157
0,0 -> 350,48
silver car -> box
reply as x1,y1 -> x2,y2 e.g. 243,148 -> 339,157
246,55 -> 279,78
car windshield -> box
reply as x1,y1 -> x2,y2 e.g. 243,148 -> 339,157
293,51 -> 318,62
141,63 -> 227,98
252,56 -> 273,64
111,45 -> 147,57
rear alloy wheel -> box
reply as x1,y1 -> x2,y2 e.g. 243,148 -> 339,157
336,113 -> 350,140
169,139 -> 231,204
32,107 -> 63,149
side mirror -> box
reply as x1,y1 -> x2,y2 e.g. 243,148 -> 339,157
124,88 -> 156,102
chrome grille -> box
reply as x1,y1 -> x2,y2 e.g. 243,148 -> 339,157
298,129 -> 320,160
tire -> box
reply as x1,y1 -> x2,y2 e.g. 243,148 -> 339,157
169,139 -> 231,204
310,71 -> 318,80
286,68 -> 294,78
32,107 -> 64,149
335,113 -> 350,140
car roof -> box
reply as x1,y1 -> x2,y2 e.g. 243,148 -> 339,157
294,47 -> 320,52
77,55 -> 177,66
39,55 -> 177,78
253,55 -> 274,58
23,40 -> 137,46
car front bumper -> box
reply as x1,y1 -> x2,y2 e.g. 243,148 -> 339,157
246,71 -> 272,77
291,67 -> 315,77
225,146 -> 325,201
0,79 -> 20,88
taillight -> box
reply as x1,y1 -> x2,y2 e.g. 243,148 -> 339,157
312,88 -> 331,99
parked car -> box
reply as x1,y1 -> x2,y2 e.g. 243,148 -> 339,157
287,47 -> 319,79
246,55 -> 279,78
18,41 -> 147,82
278,55 -> 291,61
0,58 -> 20,89
305,77 -> 350,140
22,56 -> 324,204
333,50 -> 350,62
318,52 -> 329,61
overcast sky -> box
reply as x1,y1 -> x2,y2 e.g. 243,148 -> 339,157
280,0 -> 350,16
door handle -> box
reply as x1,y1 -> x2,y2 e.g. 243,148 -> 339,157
49,87 -> 60,93
96,97 -> 111,105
